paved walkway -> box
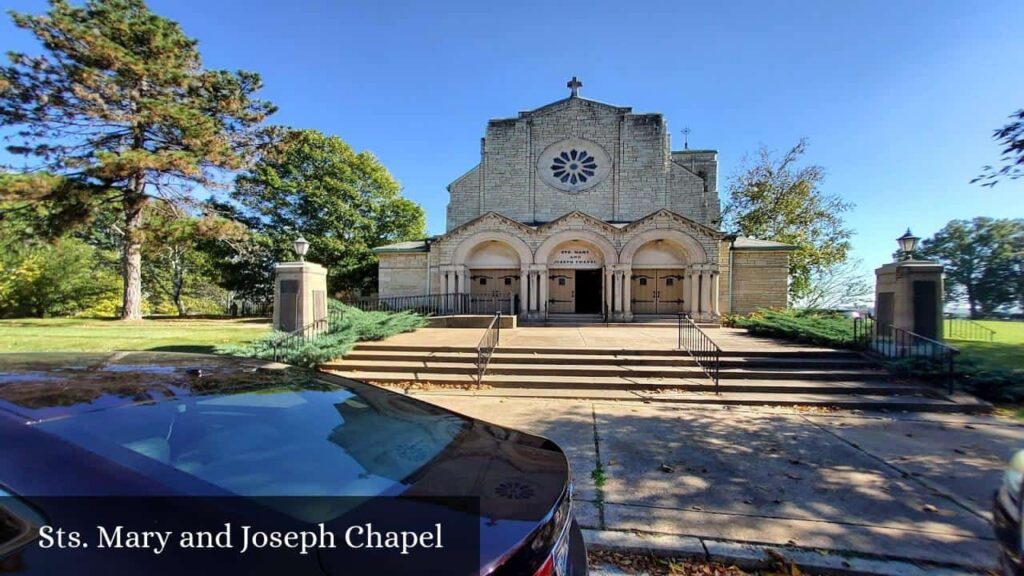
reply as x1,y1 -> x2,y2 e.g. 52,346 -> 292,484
368,326 -> 840,352
404,395 -> 1020,571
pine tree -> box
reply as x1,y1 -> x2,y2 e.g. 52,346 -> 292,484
0,0 -> 275,319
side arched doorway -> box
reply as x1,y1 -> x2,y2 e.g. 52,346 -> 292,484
464,239 -> 523,311
630,239 -> 690,314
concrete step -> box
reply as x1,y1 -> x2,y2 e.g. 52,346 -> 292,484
352,343 -> 863,359
324,370 -> 921,394
367,386 -> 989,413
338,350 -> 876,369
321,360 -> 889,381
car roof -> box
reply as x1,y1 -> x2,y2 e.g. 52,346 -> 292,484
0,352 -> 326,423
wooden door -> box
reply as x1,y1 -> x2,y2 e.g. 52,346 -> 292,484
548,269 -> 575,314
657,269 -> 686,314
631,272 -> 657,314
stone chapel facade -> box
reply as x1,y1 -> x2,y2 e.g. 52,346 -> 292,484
375,80 -> 793,321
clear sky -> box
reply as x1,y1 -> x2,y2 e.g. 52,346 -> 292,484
2,0 -> 1023,277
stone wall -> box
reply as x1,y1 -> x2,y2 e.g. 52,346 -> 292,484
376,253 -> 429,297
729,251 -> 790,314
444,96 -> 721,231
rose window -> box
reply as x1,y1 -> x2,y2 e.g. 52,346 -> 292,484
550,149 -> 598,185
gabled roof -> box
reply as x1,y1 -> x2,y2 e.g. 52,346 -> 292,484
731,237 -> 797,251
488,95 -> 633,123
373,239 -> 433,254
444,211 -> 537,238
535,210 -> 621,234
620,209 -> 724,238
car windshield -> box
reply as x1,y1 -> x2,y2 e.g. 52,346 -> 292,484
31,369 -> 469,503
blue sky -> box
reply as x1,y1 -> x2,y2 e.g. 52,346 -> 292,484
2,0 -> 1023,276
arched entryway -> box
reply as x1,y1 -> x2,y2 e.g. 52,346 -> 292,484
465,240 -> 522,304
629,239 -> 690,314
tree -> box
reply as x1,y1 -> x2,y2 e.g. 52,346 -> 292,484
723,139 -> 854,300
974,109 -> 1024,187
232,128 -> 426,294
792,258 -> 873,310
141,204 -> 247,316
0,238 -> 121,317
0,0 -> 275,319
918,217 -> 1023,317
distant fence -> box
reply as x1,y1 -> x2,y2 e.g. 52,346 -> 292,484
944,317 -> 996,342
225,299 -> 272,318
346,293 -> 519,316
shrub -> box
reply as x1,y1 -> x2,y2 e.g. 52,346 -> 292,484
221,301 -> 426,367
731,308 -> 856,348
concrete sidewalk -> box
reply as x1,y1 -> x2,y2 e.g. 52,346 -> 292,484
407,395 -> 1021,572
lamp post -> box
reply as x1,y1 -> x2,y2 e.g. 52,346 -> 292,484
293,236 -> 310,262
896,229 -> 920,261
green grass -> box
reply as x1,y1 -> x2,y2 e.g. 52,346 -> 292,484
0,317 -> 271,354
946,320 -> 1024,373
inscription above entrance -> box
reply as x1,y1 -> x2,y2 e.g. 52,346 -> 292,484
550,242 -> 603,269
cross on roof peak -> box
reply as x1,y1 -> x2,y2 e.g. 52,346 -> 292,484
567,76 -> 583,97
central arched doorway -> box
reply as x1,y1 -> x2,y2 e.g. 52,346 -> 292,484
546,239 -> 605,314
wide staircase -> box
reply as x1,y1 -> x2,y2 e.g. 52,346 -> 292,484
322,343 -> 987,412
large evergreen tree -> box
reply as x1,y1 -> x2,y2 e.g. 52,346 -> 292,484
232,128 -> 426,295
0,0 -> 275,319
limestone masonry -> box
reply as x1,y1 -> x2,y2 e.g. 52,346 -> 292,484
376,80 -> 793,320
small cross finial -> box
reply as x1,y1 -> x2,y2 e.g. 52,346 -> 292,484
567,76 -> 583,97
682,127 -> 691,150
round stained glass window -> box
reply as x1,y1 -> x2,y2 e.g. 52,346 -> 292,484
537,138 -> 612,193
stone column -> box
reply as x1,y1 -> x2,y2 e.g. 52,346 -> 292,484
689,267 -> 700,316
519,268 -> 528,316
700,270 -> 712,318
538,266 -> 549,318
621,267 -> 632,320
711,272 -> 721,316
605,268 -> 614,319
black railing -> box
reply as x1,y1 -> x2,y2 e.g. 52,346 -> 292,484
944,317 -> 996,342
476,312 -> 501,386
853,316 -> 959,394
348,293 -> 517,316
269,307 -> 345,362
677,313 -> 721,394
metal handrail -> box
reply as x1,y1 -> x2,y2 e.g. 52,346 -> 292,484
944,317 -> 996,342
677,313 -> 721,394
853,317 -> 960,394
270,308 -> 345,362
476,312 -> 501,386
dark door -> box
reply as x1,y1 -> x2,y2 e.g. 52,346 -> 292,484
575,269 -> 603,314
913,281 -> 938,339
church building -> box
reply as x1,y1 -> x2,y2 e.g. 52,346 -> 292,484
375,79 -> 793,321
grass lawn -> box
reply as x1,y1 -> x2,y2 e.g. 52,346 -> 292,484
946,319 -> 1024,373
0,317 -> 271,354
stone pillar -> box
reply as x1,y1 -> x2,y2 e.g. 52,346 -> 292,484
874,260 -> 945,340
689,267 -> 700,317
605,268 -> 614,319
711,272 -> 721,316
538,265 -> 549,318
621,266 -> 632,320
700,270 -> 712,318
519,268 -> 528,316
274,261 -> 328,335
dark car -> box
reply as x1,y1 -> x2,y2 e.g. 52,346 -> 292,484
0,352 -> 587,575
994,449 -> 1024,575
